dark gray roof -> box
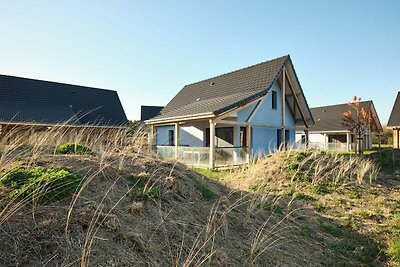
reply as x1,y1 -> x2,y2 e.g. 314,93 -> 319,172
0,74 -> 128,127
388,92 -> 400,127
150,55 -> 291,121
141,106 -> 164,121
300,101 -> 382,132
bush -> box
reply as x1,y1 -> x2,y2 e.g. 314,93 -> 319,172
0,166 -> 82,204
56,143 -> 92,155
200,183 -> 214,200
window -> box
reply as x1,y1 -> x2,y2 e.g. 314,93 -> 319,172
272,91 -> 277,109
205,127 -> 233,147
168,129 -> 174,146
301,135 -> 306,144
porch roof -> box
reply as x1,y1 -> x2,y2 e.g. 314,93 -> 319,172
147,55 -> 314,126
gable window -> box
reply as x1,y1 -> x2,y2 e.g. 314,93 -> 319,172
272,91 -> 277,109
168,130 -> 174,146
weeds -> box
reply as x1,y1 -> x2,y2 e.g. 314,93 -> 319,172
1,166 -> 81,203
55,143 -> 92,155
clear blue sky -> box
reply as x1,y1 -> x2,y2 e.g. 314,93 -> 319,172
0,1 -> 399,123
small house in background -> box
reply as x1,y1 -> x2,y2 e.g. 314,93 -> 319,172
140,106 -> 164,121
146,55 -> 314,169
0,74 -> 128,144
296,101 -> 382,151
387,92 -> 400,149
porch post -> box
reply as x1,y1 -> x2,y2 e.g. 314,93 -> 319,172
174,123 -> 180,160
346,132 -> 351,152
246,124 -> 252,163
304,130 -> 309,149
378,133 -> 381,149
397,128 -> 400,149
233,125 -> 240,163
209,120 -> 216,169
323,133 -> 327,150
281,67 -> 286,149
148,125 -> 156,153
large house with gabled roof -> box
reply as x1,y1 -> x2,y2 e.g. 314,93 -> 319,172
146,55 -> 314,169
0,74 -> 128,144
295,101 -> 382,151
388,92 -> 400,149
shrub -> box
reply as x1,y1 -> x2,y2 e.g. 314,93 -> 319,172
56,143 -> 92,155
1,166 -> 82,204
200,183 -> 214,200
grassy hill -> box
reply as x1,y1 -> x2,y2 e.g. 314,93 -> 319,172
0,128 -> 399,266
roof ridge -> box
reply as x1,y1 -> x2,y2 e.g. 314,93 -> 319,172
182,54 -> 290,88
0,74 -> 117,93
311,100 -> 373,110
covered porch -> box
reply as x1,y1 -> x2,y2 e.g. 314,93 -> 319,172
148,119 -> 253,169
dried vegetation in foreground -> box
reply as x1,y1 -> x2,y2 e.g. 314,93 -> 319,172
0,126 -> 399,266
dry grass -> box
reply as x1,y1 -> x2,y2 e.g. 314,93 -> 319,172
0,126 -> 301,266
0,126 -> 396,266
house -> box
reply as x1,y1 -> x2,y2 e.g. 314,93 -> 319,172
146,55 -> 314,169
0,74 -> 128,144
387,92 -> 400,148
141,105 -> 164,121
296,101 -> 382,151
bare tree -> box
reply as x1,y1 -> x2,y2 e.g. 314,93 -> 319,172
342,96 -> 371,154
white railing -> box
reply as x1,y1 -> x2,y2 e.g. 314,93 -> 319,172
296,142 -> 355,152
155,146 -> 249,167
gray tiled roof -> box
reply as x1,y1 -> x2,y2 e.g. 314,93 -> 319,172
388,92 -> 400,127
151,55 -> 290,121
0,74 -> 128,127
300,101 -> 381,132
141,105 -> 164,121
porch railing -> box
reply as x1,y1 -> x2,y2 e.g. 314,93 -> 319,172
155,146 -> 249,167
296,142 -> 355,151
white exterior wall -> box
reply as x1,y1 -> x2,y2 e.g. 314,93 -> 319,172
238,82 -> 296,156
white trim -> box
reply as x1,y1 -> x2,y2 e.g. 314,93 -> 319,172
146,112 -> 215,124
219,120 -> 295,129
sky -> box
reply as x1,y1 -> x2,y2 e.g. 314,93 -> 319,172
0,1 -> 399,123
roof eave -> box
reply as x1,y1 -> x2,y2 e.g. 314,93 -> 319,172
145,112 -> 215,125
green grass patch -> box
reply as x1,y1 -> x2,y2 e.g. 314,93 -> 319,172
321,223 -> 345,237
56,143 -> 92,155
387,239 -> 400,263
260,202 -> 285,215
199,183 -> 214,200
128,175 -> 161,200
0,166 -> 81,204
314,203 -> 329,213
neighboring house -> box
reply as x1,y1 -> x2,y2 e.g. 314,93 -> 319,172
0,74 -> 128,143
387,92 -> 400,149
296,101 -> 382,151
141,105 -> 164,121
146,55 -> 314,169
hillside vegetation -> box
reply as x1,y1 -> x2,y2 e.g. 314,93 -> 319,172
0,127 -> 399,266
